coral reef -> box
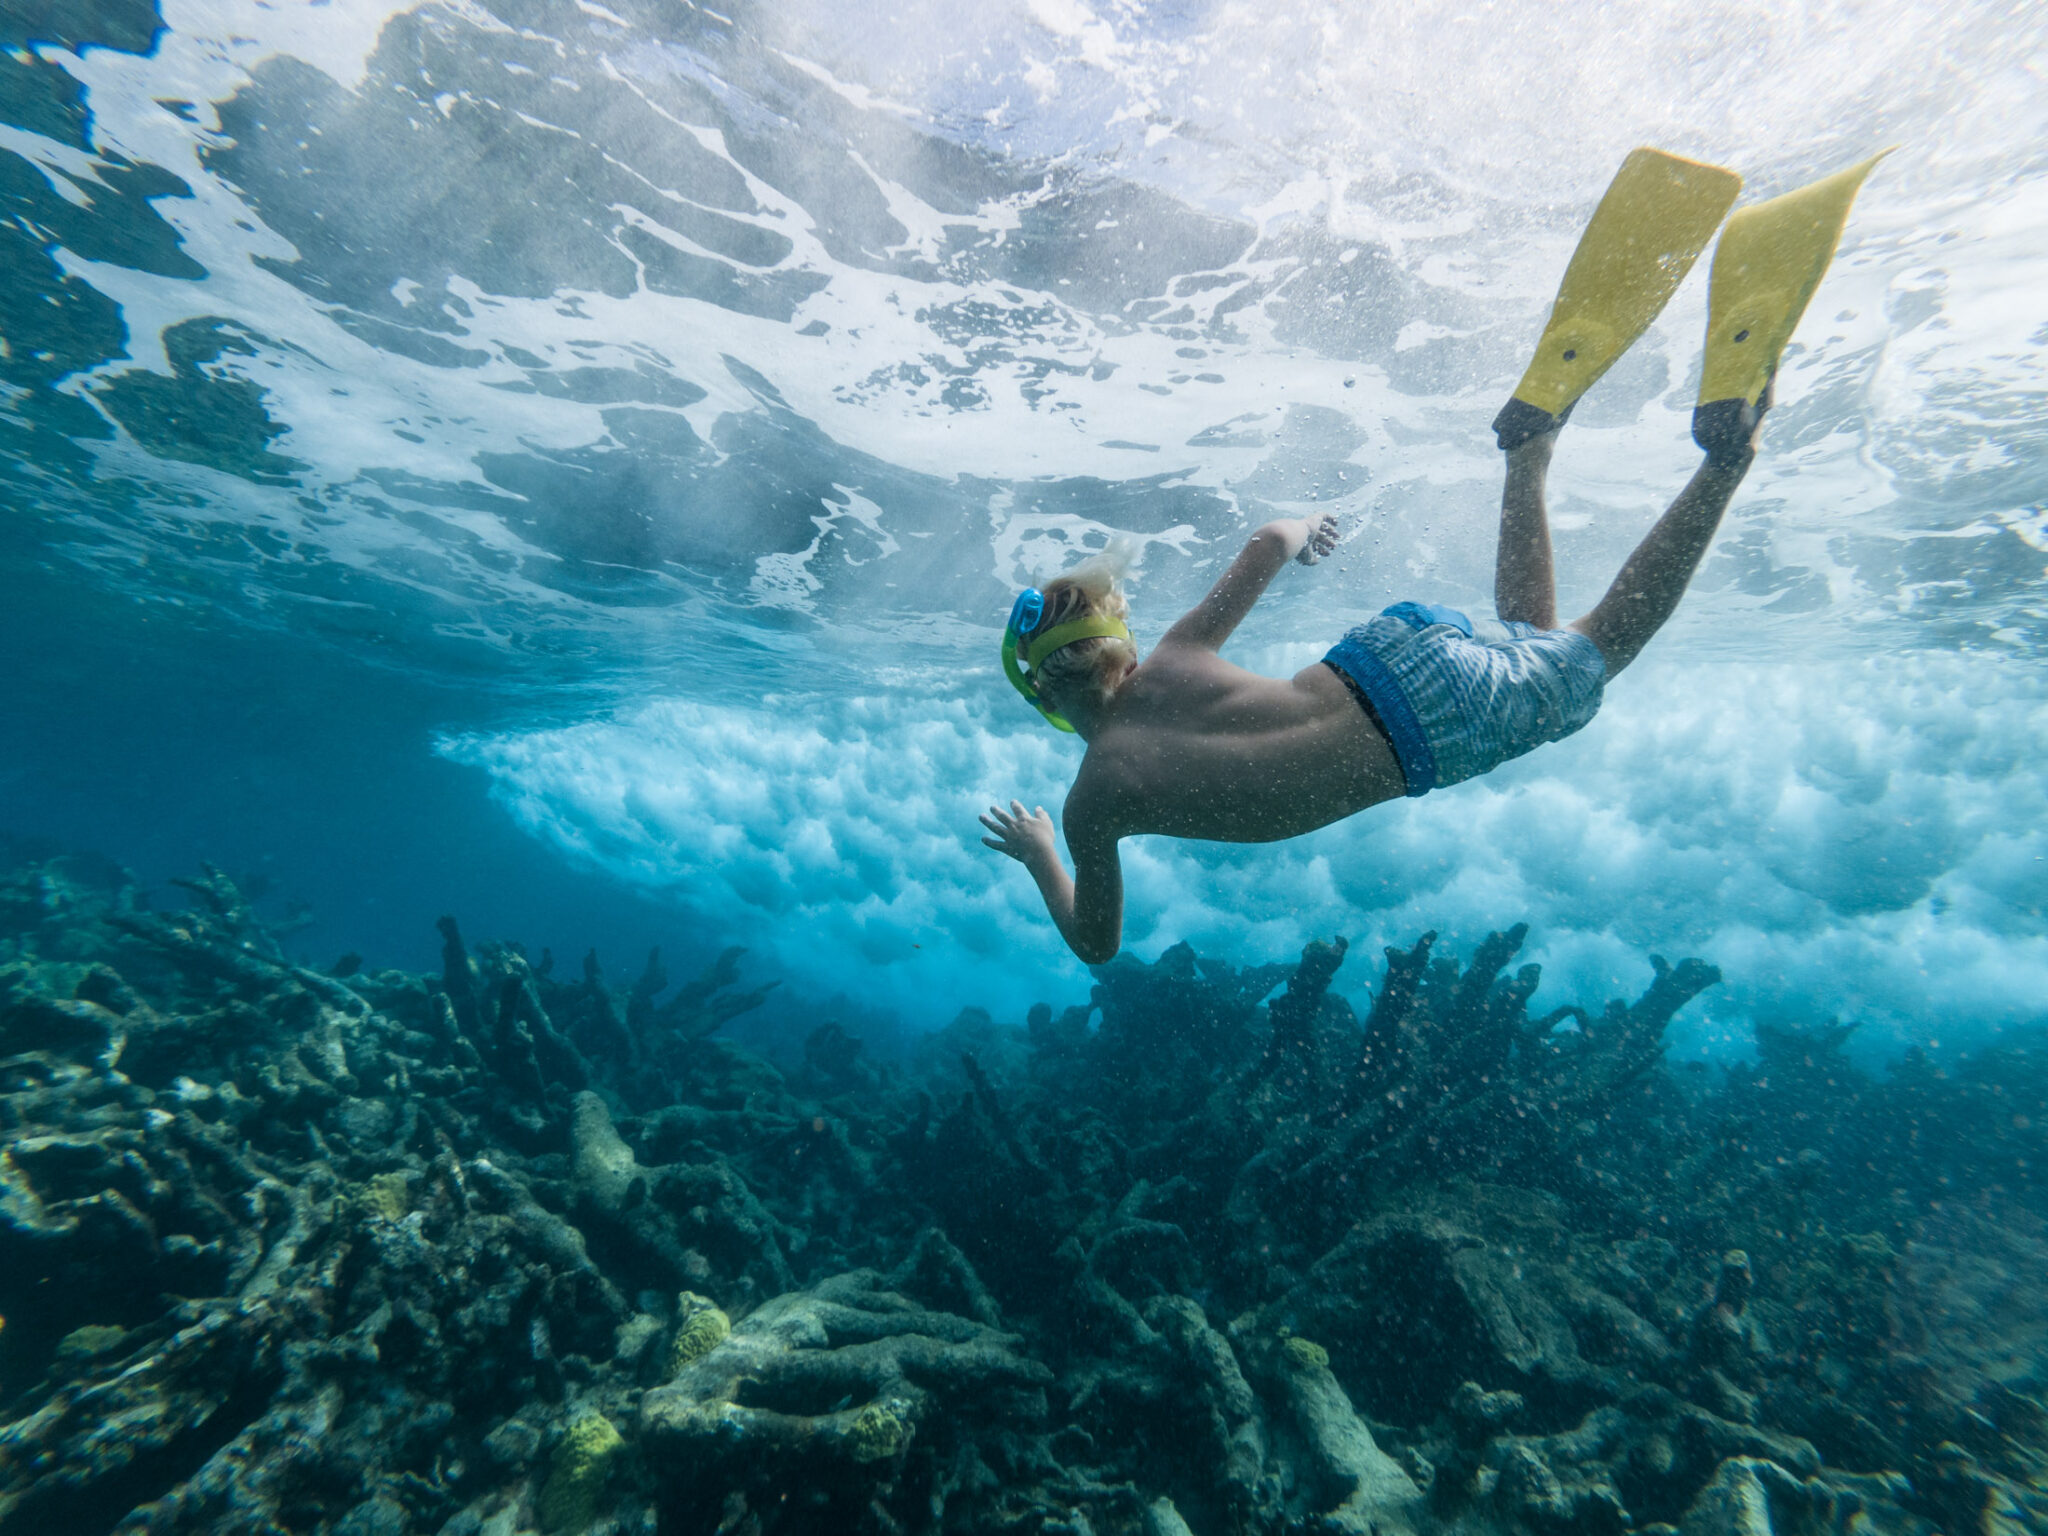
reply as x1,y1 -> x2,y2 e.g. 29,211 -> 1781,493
664,1292 -> 728,1375
641,1267 -> 1053,1527
2,848 -> 2045,1535
537,1413 -> 623,1534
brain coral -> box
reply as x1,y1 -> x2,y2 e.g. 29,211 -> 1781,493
668,1291 -> 731,1376
538,1412 -> 624,1533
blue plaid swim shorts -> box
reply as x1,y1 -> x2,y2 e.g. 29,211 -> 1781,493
1322,601 -> 1607,796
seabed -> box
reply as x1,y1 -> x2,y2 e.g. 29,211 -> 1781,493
2,853 -> 2045,1535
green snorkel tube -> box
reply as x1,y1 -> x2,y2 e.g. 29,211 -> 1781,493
1002,588 -> 1132,733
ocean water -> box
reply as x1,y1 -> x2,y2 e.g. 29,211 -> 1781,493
3,2 -> 2048,1533
4,0 -> 2046,1050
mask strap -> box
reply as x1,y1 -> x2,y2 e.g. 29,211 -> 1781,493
1021,615 -> 1131,670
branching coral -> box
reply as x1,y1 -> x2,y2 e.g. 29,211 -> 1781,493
640,1269 -> 1052,1527
3,848 -> 2045,1536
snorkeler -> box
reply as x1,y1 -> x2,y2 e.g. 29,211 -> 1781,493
981,147 -> 1886,964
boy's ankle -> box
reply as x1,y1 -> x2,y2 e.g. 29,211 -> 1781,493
1701,445 -> 1756,475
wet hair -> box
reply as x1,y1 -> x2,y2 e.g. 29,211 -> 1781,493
1027,542 -> 1138,711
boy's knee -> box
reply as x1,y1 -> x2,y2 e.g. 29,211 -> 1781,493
1568,616 -> 1632,678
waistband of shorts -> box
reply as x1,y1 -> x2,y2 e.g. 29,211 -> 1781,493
1381,600 -> 1473,637
1323,628 -> 1437,797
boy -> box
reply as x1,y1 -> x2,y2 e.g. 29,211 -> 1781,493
981,148 -> 1883,963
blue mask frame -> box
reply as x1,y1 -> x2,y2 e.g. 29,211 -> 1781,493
1000,588 -> 1132,733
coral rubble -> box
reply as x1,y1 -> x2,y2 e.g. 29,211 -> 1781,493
2,850 -> 2045,1535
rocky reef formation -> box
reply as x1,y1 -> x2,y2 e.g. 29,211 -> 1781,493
2,851 -> 2045,1535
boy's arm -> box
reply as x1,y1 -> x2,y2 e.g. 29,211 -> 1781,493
978,798 -> 1124,964
1159,513 -> 1338,652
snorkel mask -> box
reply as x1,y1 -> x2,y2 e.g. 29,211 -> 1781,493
1001,588 -> 1133,733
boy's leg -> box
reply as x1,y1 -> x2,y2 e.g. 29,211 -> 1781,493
1569,445 -> 1754,676
1495,429 -> 1559,629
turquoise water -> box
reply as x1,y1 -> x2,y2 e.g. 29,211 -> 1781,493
7,5 -> 2048,1533
4,2 -> 2047,1047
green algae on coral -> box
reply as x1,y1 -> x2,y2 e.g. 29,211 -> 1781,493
360,1171 -> 412,1221
846,1399 -> 912,1463
1280,1335 -> 1329,1371
537,1412 -> 624,1533
667,1291 -> 729,1376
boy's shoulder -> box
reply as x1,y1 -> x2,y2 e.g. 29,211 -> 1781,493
1128,636 -> 1230,683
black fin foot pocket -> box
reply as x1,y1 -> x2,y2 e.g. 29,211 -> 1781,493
1492,397 -> 1570,452
1692,377 -> 1773,466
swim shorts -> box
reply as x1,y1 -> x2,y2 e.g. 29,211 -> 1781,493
1322,601 -> 1607,796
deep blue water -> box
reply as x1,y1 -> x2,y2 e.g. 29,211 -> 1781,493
4,0 -> 2047,1057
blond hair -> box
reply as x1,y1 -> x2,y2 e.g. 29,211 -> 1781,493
1028,542 -> 1138,710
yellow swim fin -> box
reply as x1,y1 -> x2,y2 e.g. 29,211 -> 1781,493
1692,150 -> 1892,459
1494,147 -> 1744,450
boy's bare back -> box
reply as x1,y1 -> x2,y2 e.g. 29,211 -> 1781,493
1064,609 -> 1405,849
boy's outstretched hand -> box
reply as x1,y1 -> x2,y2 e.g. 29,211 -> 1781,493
980,800 -> 1057,869
1293,511 -> 1341,565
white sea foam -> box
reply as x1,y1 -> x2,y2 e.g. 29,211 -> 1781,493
443,648 -> 2048,1052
